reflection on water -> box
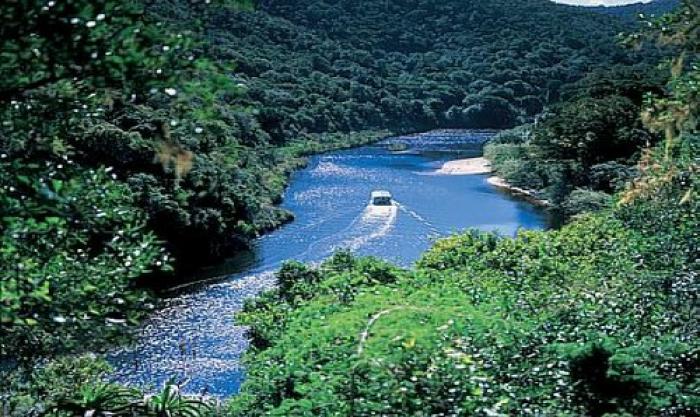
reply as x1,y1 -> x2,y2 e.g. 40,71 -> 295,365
108,130 -> 551,396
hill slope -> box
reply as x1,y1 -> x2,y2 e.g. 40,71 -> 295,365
205,0 -> 652,139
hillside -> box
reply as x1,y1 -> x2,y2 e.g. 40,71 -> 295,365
209,0 -> 648,138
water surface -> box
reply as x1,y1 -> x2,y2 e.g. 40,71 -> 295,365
108,131 -> 550,396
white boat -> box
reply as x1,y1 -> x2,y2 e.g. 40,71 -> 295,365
370,190 -> 393,206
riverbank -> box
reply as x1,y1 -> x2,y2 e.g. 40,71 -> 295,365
434,156 -> 491,175
486,176 -> 551,207
436,156 -> 550,207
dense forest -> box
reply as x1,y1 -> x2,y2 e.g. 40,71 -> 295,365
220,0 -> 653,133
1,0 -> 698,416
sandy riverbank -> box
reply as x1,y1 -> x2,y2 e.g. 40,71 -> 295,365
434,157 -> 491,175
436,157 -> 550,207
486,176 -> 550,207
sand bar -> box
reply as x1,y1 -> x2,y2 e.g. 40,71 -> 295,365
435,157 -> 491,175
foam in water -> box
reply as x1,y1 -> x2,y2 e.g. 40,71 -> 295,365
334,203 -> 399,252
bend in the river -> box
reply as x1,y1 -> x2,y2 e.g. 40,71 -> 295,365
108,130 -> 552,396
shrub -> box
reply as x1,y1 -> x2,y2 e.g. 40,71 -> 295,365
562,188 -> 614,216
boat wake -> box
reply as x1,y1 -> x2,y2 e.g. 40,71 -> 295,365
395,202 -> 439,236
335,203 -> 398,252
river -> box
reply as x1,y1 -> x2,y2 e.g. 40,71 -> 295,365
108,130 -> 551,397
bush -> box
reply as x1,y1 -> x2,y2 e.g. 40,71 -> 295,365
590,162 -> 639,193
562,188 -> 614,216
483,143 -> 526,167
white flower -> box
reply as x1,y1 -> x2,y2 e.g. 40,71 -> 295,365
162,45 -> 170,52
195,127 -> 204,134
96,13 -> 106,21
86,20 -> 96,28
53,316 -> 67,324
70,17 -> 79,24
164,88 -> 177,96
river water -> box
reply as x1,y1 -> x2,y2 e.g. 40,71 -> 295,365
108,131 -> 551,397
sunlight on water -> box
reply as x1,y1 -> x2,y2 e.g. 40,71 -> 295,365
108,131 -> 551,396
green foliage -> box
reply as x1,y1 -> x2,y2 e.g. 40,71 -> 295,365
2,355 -> 217,417
561,188 -> 614,216
0,165 -> 164,358
532,95 -> 652,164
206,0 -> 655,136
485,66 -> 665,208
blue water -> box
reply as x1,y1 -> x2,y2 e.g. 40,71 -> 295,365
108,131 -> 550,397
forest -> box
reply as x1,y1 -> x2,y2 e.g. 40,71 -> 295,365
1,0 -> 697,416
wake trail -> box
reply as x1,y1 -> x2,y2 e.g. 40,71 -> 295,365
333,204 -> 398,252
396,202 -> 439,235
292,207 -> 369,261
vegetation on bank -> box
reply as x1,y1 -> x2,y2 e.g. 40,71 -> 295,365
484,0 -> 697,216
484,61 -> 667,215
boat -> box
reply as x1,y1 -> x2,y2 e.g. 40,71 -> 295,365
370,190 -> 393,206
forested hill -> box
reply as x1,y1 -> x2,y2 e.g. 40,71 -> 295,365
111,0 -> 660,265
206,0 -> 650,139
